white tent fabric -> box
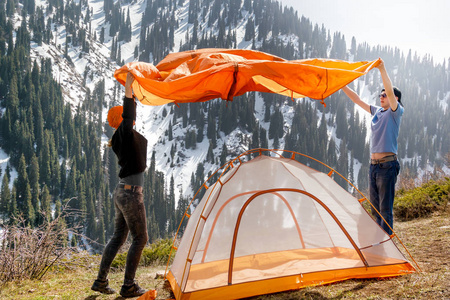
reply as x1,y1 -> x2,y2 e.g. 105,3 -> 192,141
167,153 -> 415,300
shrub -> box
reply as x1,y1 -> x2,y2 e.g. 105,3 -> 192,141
0,207 -> 83,287
141,239 -> 174,266
111,238 -> 174,269
394,177 -> 449,221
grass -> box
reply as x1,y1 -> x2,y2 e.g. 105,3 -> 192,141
0,258 -> 172,300
1,210 -> 448,299
245,211 -> 449,300
2,174 -> 449,300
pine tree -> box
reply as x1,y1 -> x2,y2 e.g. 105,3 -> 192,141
64,163 -> 77,201
86,186 -> 97,241
39,130 -> 52,185
188,0 -> 199,24
40,184 -> 52,222
175,191 -> 189,236
16,155 -> 31,217
33,98 -> 45,153
357,164 -> 369,194
54,198 -> 62,221
6,73 -> 19,121
97,211 -> 106,245
243,0 -> 252,12
29,153 -> 40,220
77,176 -> 87,223
326,138 -> 337,167
154,171 -> 167,238
147,210 -> 160,243
250,124 -> 260,151
207,107 -> 217,146
167,176 -> 176,234
6,0 -> 15,17
336,139 -> 349,191
0,174 -> 11,222
349,151 -> 355,185
207,140 -> 215,163
168,121 -> 173,141
108,147 -> 118,193
10,185 -> 18,222
196,122 -> 204,143
23,181 -> 35,225
103,184 -> 113,237
351,36 -> 357,55
125,8 -> 132,42
220,144 -> 228,166
244,18 -> 255,41
269,107 -> 284,140
260,126 -> 268,149
182,104 -> 188,128
335,100 -> 348,139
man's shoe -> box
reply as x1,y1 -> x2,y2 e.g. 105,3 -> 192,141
91,279 -> 116,294
120,282 -> 148,298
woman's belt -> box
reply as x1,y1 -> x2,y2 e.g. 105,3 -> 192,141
118,183 -> 143,193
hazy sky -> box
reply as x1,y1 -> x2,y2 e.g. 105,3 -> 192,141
280,0 -> 450,63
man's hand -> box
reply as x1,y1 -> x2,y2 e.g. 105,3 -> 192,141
376,58 -> 398,111
342,85 -> 371,114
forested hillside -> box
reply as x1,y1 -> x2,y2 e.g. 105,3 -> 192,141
0,0 -> 448,250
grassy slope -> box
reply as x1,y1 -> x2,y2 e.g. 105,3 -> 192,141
1,211 -> 448,300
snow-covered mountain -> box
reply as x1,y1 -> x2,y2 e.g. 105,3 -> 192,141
2,0 -> 448,208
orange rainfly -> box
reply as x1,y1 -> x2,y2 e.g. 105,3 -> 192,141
114,48 -> 381,106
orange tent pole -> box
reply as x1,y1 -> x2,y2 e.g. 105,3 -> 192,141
228,188 -> 369,285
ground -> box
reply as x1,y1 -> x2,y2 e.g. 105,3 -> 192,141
0,211 -> 448,300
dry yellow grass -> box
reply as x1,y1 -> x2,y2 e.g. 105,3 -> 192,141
1,211 -> 448,300
244,211 -> 449,300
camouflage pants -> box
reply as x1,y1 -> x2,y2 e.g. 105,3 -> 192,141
96,186 -> 148,285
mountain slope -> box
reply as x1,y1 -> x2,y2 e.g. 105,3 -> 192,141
1,0 -> 448,235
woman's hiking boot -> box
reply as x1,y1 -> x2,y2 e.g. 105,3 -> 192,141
91,279 -> 116,294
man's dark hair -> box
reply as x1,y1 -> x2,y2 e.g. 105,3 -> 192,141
381,87 -> 403,106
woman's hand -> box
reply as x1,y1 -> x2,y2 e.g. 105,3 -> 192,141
125,72 -> 134,98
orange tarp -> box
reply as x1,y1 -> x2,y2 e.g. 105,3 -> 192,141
136,289 -> 157,300
114,48 -> 381,106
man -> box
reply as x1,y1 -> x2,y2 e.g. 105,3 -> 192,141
91,73 -> 149,298
342,58 -> 404,235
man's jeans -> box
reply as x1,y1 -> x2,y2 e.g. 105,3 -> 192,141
97,186 -> 148,285
369,160 -> 400,235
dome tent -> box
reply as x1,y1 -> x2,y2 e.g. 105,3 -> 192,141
165,149 -> 418,300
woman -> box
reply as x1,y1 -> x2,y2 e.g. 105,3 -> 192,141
91,73 -> 149,298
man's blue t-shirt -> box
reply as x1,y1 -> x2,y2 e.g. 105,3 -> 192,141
370,104 -> 404,154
